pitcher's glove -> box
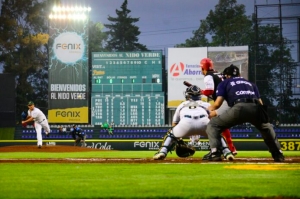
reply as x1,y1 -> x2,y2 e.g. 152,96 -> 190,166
175,139 -> 195,158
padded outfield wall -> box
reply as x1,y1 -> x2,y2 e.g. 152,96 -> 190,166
0,126 -> 299,151
1,139 -> 300,152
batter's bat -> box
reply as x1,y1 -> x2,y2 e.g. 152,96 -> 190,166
183,81 -> 192,87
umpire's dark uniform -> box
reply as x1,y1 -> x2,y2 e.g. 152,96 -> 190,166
205,65 -> 284,162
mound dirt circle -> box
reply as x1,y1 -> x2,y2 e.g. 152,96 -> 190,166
0,145 -> 299,164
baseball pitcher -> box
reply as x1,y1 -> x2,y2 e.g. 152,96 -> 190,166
21,101 -> 50,148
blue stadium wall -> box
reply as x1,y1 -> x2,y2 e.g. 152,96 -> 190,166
1,125 -> 300,151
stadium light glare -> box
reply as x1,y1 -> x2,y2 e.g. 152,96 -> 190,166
49,6 -> 91,20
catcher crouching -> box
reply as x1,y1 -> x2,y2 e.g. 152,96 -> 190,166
154,129 -> 196,159
153,85 -> 234,160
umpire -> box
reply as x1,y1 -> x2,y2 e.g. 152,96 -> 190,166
204,64 -> 284,162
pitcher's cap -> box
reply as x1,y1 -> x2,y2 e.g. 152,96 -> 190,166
27,101 -> 34,106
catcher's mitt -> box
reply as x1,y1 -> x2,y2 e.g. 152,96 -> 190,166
175,139 -> 195,158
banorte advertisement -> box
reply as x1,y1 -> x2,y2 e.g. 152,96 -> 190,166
167,47 -> 207,108
48,20 -> 89,123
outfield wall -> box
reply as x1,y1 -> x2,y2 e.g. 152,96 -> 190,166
0,125 -> 299,151
0,139 -> 299,151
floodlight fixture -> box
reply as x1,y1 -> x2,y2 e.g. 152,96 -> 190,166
49,6 -> 91,20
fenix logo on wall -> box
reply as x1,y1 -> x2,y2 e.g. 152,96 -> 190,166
83,141 -> 161,150
53,32 -> 84,63
134,141 -> 160,150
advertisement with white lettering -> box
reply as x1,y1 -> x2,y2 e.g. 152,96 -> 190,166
167,46 -> 248,108
134,141 -> 160,150
167,47 -> 207,108
48,19 -> 89,123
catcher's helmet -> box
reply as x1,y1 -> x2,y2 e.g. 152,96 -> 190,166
200,58 -> 214,71
185,85 -> 201,100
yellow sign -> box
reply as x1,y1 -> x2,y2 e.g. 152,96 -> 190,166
48,107 -> 88,123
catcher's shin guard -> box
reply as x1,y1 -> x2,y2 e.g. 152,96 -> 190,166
156,128 -> 178,155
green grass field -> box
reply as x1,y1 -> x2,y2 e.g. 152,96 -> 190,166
0,150 -> 299,199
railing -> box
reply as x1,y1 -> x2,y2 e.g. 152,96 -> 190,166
15,126 -> 300,140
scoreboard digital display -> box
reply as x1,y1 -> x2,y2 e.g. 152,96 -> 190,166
91,93 -> 164,125
92,52 -> 162,92
91,52 -> 165,125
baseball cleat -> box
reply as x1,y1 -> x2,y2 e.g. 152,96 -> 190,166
225,152 -> 235,161
38,145 -> 42,149
203,150 -> 222,161
202,151 -> 211,160
46,132 -> 50,138
153,152 -> 166,160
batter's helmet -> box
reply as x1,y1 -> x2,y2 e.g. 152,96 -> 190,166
200,58 -> 214,71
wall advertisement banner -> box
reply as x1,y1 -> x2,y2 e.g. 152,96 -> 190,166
167,47 -> 207,108
48,20 -> 89,123
167,46 -> 248,108
1,140 -> 289,151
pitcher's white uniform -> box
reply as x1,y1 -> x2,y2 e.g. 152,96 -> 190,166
172,100 -> 210,138
28,107 -> 50,146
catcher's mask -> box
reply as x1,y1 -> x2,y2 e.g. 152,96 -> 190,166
185,85 -> 201,100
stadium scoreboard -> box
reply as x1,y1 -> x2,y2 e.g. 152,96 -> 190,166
91,52 -> 165,125
91,93 -> 164,125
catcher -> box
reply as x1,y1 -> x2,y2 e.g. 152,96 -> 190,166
71,124 -> 86,147
153,85 -> 234,160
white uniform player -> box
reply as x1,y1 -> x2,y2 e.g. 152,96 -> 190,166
22,101 -> 50,148
171,97 -> 210,138
153,85 -> 233,160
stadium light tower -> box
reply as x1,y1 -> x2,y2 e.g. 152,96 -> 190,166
49,6 -> 91,20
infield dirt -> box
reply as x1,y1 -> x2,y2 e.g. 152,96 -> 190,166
0,145 -> 299,164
